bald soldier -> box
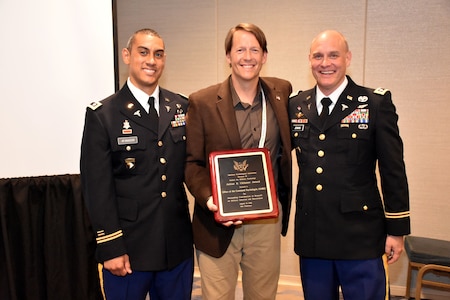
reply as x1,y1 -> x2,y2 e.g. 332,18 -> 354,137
289,30 -> 410,299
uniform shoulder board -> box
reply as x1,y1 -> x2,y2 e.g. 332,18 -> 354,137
178,93 -> 188,100
374,87 -> 389,95
87,101 -> 102,110
289,90 -> 302,98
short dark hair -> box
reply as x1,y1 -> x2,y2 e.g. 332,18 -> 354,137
126,28 -> 163,51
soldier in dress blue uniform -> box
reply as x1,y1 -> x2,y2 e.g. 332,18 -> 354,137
289,30 -> 410,300
80,28 -> 193,300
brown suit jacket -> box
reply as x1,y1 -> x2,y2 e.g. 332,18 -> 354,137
185,76 -> 292,257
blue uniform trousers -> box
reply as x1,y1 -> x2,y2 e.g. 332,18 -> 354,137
299,255 -> 389,300
102,257 -> 193,300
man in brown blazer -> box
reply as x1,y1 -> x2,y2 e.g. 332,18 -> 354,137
185,23 -> 292,299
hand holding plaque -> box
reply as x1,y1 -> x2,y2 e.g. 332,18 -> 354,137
209,148 -> 278,223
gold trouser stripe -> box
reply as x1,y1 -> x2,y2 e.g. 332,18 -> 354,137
98,264 -> 106,300
382,254 -> 390,300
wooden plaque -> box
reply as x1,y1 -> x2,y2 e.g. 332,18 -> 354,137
209,148 -> 279,223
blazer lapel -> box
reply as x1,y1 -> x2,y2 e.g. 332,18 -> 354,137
261,79 -> 282,119
216,79 -> 242,149
260,79 -> 290,149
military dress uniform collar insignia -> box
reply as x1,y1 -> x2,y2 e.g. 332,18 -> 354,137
306,95 -> 313,111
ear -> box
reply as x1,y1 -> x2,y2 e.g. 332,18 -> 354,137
346,50 -> 352,67
262,51 -> 268,64
226,52 -> 231,67
122,48 -> 130,65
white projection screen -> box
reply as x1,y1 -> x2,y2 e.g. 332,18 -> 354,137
0,0 -> 115,178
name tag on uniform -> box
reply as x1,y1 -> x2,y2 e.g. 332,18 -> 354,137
117,136 -> 138,145
292,124 -> 305,131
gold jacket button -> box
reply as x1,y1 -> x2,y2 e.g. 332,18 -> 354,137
318,150 -> 325,157
158,141 -> 163,147
294,132 -> 299,137
319,133 -> 326,140
183,135 -> 186,140
316,167 -> 323,174
126,146 -> 131,151
363,205 -> 368,211
160,158 -> 167,164
161,192 -> 167,198
316,184 -> 323,191
352,133 -> 357,139
161,174 -> 167,181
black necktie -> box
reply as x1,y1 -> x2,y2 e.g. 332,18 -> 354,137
148,96 -> 159,129
320,97 -> 332,124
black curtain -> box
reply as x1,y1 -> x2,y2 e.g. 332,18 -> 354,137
0,174 -> 103,300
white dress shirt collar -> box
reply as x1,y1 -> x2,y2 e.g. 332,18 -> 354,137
127,78 -> 160,114
316,76 -> 348,114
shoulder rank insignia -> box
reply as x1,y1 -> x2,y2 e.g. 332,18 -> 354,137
374,87 -> 389,95
87,101 -> 102,110
178,93 -> 188,100
289,90 -> 302,99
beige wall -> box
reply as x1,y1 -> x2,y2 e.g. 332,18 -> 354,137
116,0 -> 450,296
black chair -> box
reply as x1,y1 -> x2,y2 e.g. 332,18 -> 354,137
404,236 -> 450,299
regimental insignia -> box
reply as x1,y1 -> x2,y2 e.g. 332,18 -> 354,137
87,101 -> 102,110
122,120 -> 132,134
165,105 -> 171,113
125,158 -> 135,169
171,113 -> 186,127
341,104 -> 349,111
374,87 -> 389,95
233,160 -> 248,172
134,110 -> 141,117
